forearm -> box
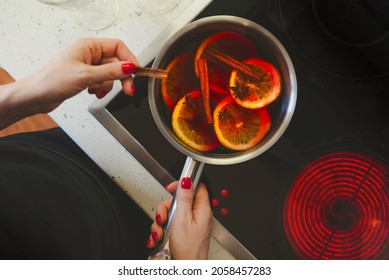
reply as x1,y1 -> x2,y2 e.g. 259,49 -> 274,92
0,77 -> 43,130
0,38 -> 137,130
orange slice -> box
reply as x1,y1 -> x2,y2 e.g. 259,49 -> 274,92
172,90 -> 220,152
229,58 -> 281,109
195,32 -> 257,95
161,52 -> 198,110
213,96 -> 271,151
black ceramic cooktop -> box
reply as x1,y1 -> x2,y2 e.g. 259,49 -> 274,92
107,0 -> 389,259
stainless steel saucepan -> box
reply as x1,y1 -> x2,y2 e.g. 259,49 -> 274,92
148,15 -> 297,256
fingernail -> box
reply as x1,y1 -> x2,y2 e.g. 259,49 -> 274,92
88,88 -> 96,94
130,83 -> 135,96
156,214 -> 162,225
152,232 -> 158,241
96,91 -> 107,99
181,177 -> 192,189
146,238 -> 151,247
122,63 -> 136,75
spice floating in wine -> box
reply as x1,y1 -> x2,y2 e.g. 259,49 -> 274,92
229,58 -> 281,109
204,45 -> 260,82
195,31 -> 257,95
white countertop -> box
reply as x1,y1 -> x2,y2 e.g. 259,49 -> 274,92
1,0 -> 239,259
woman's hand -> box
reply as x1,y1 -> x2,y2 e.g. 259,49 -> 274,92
1,38 -> 138,129
28,37 -> 138,112
147,178 -> 213,260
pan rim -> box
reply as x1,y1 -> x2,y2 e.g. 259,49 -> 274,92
148,15 -> 297,165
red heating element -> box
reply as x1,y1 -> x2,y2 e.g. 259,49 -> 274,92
283,151 -> 389,259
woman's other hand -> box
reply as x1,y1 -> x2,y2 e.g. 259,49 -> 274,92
147,179 -> 213,260
29,38 -> 138,113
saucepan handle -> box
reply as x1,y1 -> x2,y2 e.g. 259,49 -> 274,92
150,156 -> 205,258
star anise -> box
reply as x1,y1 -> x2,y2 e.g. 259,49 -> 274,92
183,94 -> 194,106
218,109 -> 232,122
230,81 -> 250,101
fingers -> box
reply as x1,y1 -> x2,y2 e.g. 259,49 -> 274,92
165,181 -> 179,193
76,38 -> 138,97
89,39 -> 138,83
175,180 -> 212,229
192,183 -> 210,209
83,62 -> 136,98
174,177 -> 195,222
146,197 -> 172,248
146,179 -> 212,251
77,37 -> 138,65
121,77 -> 135,97
98,38 -> 138,63
87,80 -> 113,98
146,180 -> 180,249
193,183 -> 213,225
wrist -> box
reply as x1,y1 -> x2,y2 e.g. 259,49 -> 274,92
0,77 -> 43,129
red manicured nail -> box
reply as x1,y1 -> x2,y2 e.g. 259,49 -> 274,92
130,83 -> 135,96
146,238 -> 151,247
122,63 -> 136,74
88,87 -> 96,94
156,214 -> 162,225
96,91 -> 107,99
181,177 -> 192,189
152,232 -> 158,241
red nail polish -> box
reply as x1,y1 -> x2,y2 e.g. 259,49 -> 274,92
130,84 -> 135,96
122,63 -> 136,74
181,177 -> 191,189
156,214 -> 162,225
96,91 -> 106,99
146,238 -> 151,247
152,232 -> 158,241
88,87 -> 96,94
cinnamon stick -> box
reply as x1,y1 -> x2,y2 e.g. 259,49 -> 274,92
133,66 -> 168,79
204,45 -> 260,80
197,58 -> 212,124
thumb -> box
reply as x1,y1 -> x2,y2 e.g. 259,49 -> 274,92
174,177 -> 195,222
87,61 -> 136,84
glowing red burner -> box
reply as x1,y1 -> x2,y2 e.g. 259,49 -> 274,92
283,151 -> 389,259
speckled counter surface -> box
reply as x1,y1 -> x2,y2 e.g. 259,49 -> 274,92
0,0 -> 236,259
